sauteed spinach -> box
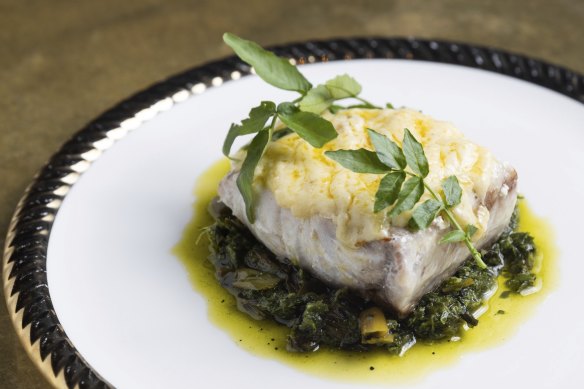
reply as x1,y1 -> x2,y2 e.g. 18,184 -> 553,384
207,205 -> 536,354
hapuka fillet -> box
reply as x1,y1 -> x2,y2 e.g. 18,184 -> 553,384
218,108 -> 517,316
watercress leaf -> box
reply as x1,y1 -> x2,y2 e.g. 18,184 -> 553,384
223,123 -> 244,157
439,230 -> 467,244
223,33 -> 312,93
325,74 -> 362,99
374,171 -> 406,212
325,149 -> 391,174
344,104 -> 373,109
276,101 -> 296,115
278,104 -> 337,147
299,85 -> 333,114
236,129 -> 270,223
223,101 -> 276,157
442,175 -> 462,207
367,129 -> 407,169
271,127 -> 293,141
389,176 -> 424,218
408,199 -> 443,230
242,101 -> 276,131
466,224 -> 478,238
329,104 -> 344,114
402,128 -> 429,177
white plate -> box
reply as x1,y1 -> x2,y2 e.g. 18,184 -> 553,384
7,42 -> 584,389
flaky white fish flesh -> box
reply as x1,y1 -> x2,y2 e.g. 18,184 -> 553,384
217,167 -> 518,315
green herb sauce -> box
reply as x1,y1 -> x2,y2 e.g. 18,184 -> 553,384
173,159 -> 557,384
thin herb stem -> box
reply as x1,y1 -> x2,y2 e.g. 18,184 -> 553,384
421,181 -> 486,268
401,171 -> 486,269
354,96 -> 381,109
268,114 -> 278,138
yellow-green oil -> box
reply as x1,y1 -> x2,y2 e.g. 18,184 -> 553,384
173,159 -> 558,384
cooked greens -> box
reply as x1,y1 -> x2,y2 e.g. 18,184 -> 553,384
207,204 -> 537,355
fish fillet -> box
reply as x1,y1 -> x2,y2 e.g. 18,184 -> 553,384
217,108 -> 518,315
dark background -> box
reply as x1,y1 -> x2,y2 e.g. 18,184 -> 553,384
1,0 -> 583,387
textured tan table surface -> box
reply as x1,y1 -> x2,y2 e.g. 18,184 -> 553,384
1,0 -> 583,387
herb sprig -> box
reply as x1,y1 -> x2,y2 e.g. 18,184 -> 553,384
222,33 -> 378,222
222,33 -> 484,268
325,129 -> 486,268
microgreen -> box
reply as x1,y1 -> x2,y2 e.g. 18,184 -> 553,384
222,33 -> 379,222
325,128 -> 486,268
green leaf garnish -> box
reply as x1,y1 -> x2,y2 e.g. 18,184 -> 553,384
223,101 -> 276,157
298,85 -> 333,114
223,33 -> 312,93
442,175 -> 462,208
221,33 -> 485,268
324,149 -> 390,174
299,74 -> 378,114
466,224 -> 478,238
409,199 -> 443,230
374,172 -> 406,212
368,129 -> 406,170
236,129 -> 271,223
402,128 -> 429,177
389,176 -> 424,218
324,74 -> 362,99
223,123 -> 244,158
440,230 -> 467,244
277,103 -> 337,147
325,129 -> 486,268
